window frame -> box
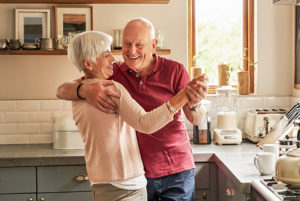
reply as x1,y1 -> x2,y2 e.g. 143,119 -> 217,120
188,0 -> 254,94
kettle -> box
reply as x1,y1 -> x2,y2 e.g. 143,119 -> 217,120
275,145 -> 300,186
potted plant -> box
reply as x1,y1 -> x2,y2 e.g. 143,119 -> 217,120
237,48 -> 257,95
192,49 -> 207,78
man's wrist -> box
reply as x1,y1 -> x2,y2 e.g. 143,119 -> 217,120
76,83 -> 85,100
187,102 -> 201,111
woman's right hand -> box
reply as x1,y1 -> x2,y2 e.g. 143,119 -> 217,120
80,80 -> 121,113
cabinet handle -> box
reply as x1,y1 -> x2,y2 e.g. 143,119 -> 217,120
225,187 -> 235,197
202,191 -> 208,199
40,197 -> 45,201
27,197 -> 34,201
73,174 -> 88,182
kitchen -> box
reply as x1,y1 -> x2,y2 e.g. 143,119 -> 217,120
0,0 -> 299,200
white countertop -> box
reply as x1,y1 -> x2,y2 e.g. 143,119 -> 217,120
0,141 -> 273,194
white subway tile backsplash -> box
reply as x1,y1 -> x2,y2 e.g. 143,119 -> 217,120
263,96 -> 291,108
237,96 -> 264,108
40,123 -> 54,133
0,96 -> 295,144
41,100 -> 64,111
17,100 -> 40,111
18,123 -> 40,134
5,112 -> 28,123
29,112 -> 52,122
0,113 -> 4,123
0,124 -> 18,134
29,134 -> 52,144
0,101 -> 16,111
0,135 -> 4,144
5,135 -> 30,144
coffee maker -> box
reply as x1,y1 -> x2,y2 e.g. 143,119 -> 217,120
214,86 -> 242,145
192,99 -> 212,144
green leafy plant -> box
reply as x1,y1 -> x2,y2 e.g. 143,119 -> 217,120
242,48 -> 257,71
226,64 -> 235,85
193,49 -> 207,72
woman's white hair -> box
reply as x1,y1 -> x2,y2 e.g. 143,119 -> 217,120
68,31 -> 113,72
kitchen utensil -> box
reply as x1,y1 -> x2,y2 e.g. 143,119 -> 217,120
7,39 -> 21,50
244,108 -> 287,143
254,152 -> 276,175
0,39 -> 8,49
257,103 -> 300,146
275,147 -> 300,186
35,38 -> 54,50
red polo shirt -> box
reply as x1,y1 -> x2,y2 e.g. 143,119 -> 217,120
111,54 -> 195,178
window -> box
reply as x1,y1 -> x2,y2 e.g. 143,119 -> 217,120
188,0 -> 254,93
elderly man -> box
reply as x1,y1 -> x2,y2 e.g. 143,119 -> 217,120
57,18 -> 207,201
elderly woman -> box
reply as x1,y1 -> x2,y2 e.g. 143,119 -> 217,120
68,31 -> 205,201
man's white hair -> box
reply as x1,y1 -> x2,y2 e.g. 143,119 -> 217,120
68,31 -> 113,72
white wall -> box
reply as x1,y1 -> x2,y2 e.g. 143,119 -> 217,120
0,0 -> 298,99
256,0 -> 294,96
0,0 -> 187,99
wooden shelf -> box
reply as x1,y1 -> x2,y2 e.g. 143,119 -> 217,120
0,49 -> 171,55
0,0 -> 169,3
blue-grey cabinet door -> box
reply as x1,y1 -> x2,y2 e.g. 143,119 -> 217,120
37,192 -> 92,201
0,167 -> 36,194
37,165 -> 90,193
0,193 -> 36,201
195,163 -> 210,189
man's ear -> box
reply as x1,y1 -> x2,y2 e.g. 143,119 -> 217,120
82,60 -> 93,71
151,39 -> 158,54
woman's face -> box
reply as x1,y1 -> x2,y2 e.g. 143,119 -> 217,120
90,50 -> 115,80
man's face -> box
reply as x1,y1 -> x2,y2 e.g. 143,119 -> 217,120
122,23 -> 157,73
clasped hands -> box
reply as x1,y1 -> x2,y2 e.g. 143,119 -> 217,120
185,74 -> 208,108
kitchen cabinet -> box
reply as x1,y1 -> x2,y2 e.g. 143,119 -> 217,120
0,165 -> 92,201
0,167 -> 36,201
195,162 -> 217,201
217,167 -> 251,201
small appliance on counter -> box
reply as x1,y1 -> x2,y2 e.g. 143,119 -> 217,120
53,114 -> 84,149
191,99 -> 212,144
214,86 -> 242,145
244,108 -> 287,143
193,114 -> 211,144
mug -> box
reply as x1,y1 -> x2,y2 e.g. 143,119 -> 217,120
263,144 -> 279,160
254,152 -> 276,175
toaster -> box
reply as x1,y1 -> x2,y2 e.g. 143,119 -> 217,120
244,108 -> 287,143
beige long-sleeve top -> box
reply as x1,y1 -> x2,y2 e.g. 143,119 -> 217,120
72,79 -> 174,182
